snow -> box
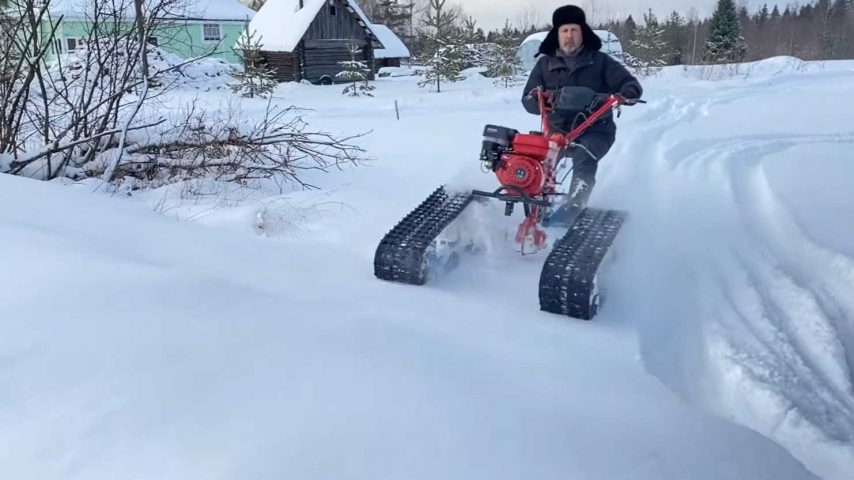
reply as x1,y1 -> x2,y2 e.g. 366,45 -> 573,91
194,0 -> 256,20
3,57 -> 854,479
372,24 -> 410,59
48,0 -> 255,20
243,0 -> 326,52
58,46 -> 237,91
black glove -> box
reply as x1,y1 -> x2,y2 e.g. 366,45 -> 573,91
522,88 -> 544,114
620,85 -> 640,100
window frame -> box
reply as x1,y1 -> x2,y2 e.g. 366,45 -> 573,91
202,23 -> 222,42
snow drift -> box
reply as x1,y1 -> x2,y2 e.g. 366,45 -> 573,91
2,57 -> 854,479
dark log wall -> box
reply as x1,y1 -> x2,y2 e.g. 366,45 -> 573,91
304,39 -> 369,83
302,0 -> 375,83
262,52 -> 300,83
304,0 -> 365,41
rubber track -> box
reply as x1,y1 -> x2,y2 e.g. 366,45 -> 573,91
539,208 -> 627,319
374,186 -> 473,285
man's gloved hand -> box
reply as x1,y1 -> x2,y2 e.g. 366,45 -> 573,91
522,87 -> 544,114
615,85 -> 641,104
616,85 -> 642,105
620,85 -> 641,100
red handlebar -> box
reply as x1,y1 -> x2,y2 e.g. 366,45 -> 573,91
532,89 -> 639,145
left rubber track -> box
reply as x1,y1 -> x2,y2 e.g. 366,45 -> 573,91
374,186 -> 473,285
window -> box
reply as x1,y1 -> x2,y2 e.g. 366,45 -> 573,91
203,23 -> 221,42
328,0 -> 336,16
147,37 -> 159,47
65,38 -> 78,52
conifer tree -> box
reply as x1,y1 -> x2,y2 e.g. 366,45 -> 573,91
230,28 -> 277,99
417,34 -> 466,92
626,10 -> 668,76
336,43 -> 375,97
417,0 -> 465,92
663,11 -> 688,64
487,23 -> 523,87
704,0 -> 747,63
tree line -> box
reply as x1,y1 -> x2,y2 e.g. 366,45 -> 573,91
601,0 -> 853,67
354,0 -> 852,69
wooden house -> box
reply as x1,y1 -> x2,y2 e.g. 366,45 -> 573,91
244,0 -> 385,84
371,24 -> 410,70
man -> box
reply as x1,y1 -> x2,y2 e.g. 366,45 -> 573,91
522,5 -> 642,217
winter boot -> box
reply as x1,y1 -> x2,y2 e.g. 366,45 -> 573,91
568,170 -> 594,211
569,145 -> 599,207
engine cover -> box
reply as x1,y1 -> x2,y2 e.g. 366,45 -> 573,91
496,153 -> 544,197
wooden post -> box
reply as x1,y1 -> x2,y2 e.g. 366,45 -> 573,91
395,100 -> 399,120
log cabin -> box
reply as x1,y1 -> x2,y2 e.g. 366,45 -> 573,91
244,0 -> 385,84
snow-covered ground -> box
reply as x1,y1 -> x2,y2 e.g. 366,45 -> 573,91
2,57 -> 853,479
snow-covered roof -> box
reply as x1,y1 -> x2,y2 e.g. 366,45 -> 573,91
371,24 -> 409,59
245,0 -> 379,53
345,0 -> 373,34
243,0 -> 324,52
521,31 -> 548,46
191,0 -> 256,20
518,30 -> 625,72
45,0 -> 255,21
521,30 -> 621,50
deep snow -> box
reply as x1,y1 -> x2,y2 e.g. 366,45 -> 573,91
2,58 -> 854,479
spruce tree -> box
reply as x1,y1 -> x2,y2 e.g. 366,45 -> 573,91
230,28 -> 277,99
487,24 -> 523,87
462,17 -> 486,43
417,0 -> 464,92
663,11 -> 688,65
375,0 -> 410,37
704,0 -> 747,63
336,43 -> 375,97
623,15 -> 638,44
417,33 -> 466,92
626,10 -> 668,76
759,4 -> 770,27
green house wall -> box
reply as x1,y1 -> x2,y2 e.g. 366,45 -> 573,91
44,18 -> 248,64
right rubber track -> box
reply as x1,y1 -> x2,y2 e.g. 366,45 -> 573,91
539,208 -> 627,319
374,186 -> 473,285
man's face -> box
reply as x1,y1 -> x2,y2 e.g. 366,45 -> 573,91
558,24 -> 583,54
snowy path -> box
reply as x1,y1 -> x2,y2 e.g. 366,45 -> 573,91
2,60 -> 854,479
600,64 -> 854,479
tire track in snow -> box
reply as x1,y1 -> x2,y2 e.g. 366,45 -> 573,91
638,129 -> 854,479
607,81 -> 854,479
716,248 -> 854,434
722,137 -> 854,385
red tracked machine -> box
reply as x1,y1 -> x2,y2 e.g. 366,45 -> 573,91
374,87 -> 643,320
473,87 -> 636,254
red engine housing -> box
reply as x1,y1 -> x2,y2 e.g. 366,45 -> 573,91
495,133 -> 550,197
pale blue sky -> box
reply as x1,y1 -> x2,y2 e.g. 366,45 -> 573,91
462,0 -> 740,31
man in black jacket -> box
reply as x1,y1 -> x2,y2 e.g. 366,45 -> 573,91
522,5 -> 642,214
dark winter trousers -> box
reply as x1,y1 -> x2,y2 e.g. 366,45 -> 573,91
559,132 -> 616,209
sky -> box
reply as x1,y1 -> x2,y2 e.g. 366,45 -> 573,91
461,0 -> 729,32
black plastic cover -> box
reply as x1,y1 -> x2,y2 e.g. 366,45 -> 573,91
482,124 -> 518,146
554,86 -> 600,112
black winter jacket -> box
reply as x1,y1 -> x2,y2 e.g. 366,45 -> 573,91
522,48 -> 642,136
